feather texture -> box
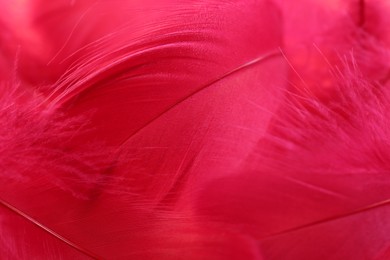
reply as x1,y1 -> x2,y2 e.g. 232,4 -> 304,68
0,0 -> 390,259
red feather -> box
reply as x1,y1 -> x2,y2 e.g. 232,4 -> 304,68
0,0 -> 389,259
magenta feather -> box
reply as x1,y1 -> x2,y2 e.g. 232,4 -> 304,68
0,0 -> 389,259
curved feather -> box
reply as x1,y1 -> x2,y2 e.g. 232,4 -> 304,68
1,0 -> 284,258
1,0 -> 390,259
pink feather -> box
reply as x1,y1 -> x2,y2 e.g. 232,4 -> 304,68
0,0 -> 389,259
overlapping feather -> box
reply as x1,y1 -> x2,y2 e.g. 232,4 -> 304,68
0,0 -> 389,259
